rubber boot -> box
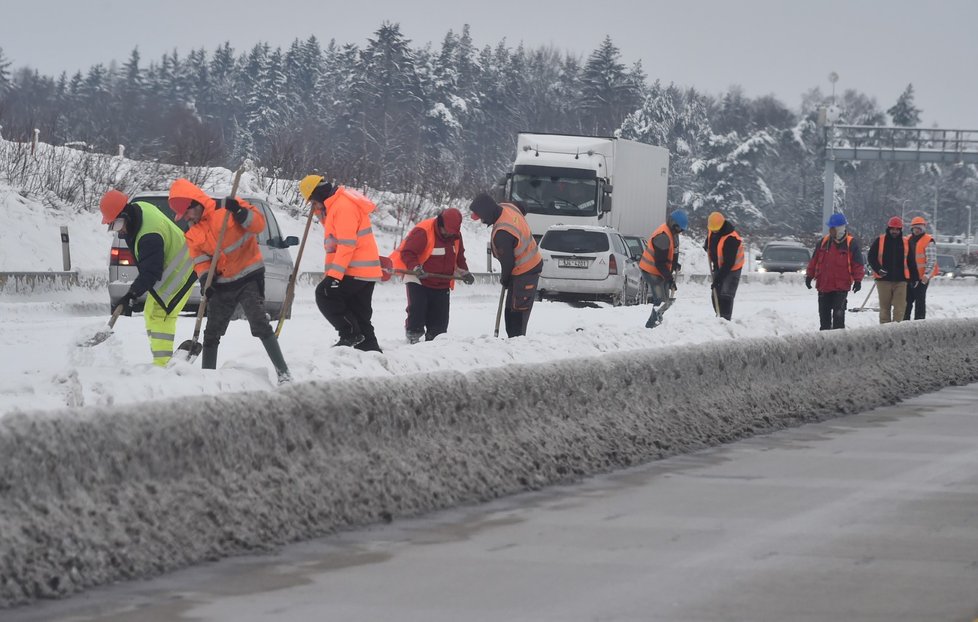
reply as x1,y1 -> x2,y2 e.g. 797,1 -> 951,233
201,344 -> 219,370
406,329 -> 424,344
261,336 -> 292,384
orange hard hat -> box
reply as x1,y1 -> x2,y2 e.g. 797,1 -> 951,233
887,216 -> 904,229
707,211 -> 725,232
910,216 -> 927,227
100,189 -> 129,224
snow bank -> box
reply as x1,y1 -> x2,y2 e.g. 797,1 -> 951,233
2,319 -> 978,607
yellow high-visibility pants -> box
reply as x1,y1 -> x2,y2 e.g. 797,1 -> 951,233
144,288 -> 191,366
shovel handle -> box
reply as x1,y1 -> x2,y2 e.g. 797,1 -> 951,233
493,284 -> 506,337
275,204 -> 317,337
107,303 -> 125,328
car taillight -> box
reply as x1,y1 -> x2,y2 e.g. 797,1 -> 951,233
608,253 -> 618,275
110,247 -> 136,266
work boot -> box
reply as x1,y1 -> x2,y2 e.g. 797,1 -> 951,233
333,333 -> 365,348
201,344 -> 219,370
406,330 -> 424,344
645,309 -> 659,329
355,337 -> 383,353
260,336 -> 291,385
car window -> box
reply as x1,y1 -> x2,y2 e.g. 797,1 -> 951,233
763,247 -> 810,262
253,201 -> 276,246
623,236 -> 645,258
937,255 -> 956,270
540,230 -> 610,253
611,234 -> 628,255
132,196 -> 189,232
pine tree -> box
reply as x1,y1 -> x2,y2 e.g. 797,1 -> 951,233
0,46 -> 12,95
888,83 -> 921,127
579,36 -> 641,135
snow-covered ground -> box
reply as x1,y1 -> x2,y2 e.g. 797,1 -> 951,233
4,172 -> 978,419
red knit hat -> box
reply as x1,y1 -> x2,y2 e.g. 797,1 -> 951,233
440,208 -> 462,235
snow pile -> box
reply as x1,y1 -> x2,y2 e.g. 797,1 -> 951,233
2,318 -> 977,607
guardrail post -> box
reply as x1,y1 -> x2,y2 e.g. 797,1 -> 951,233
118,144 -> 125,158
31,128 -> 40,156
60,226 -> 71,271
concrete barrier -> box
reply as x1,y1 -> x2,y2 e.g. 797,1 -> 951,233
2,319 -> 978,607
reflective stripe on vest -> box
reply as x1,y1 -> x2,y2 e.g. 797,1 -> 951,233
910,233 -> 938,279
639,223 -> 674,278
133,202 -> 194,306
491,203 -> 542,275
391,218 -> 461,289
874,234 -> 910,279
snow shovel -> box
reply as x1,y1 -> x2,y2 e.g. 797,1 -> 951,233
275,203 -> 317,337
848,281 -> 878,312
493,284 -> 506,337
378,256 -> 463,282
78,304 -> 125,347
176,163 -> 246,362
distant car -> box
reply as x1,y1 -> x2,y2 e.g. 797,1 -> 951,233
756,241 -> 811,273
936,254 -> 958,278
537,225 -> 643,306
108,192 -> 299,317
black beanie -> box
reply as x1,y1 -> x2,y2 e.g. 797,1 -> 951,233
469,192 -> 498,222
310,181 -> 334,202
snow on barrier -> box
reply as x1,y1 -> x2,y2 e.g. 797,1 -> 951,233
2,319 -> 978,607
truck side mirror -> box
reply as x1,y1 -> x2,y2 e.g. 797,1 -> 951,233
601,195 -> 612,213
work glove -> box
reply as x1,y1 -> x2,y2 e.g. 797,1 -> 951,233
118,290 -> 138,316
198,273 -> 216,299
322,276 -> 341,293
223,197 -> 248,223
805,277 -> 813,290
500,274 -> 512,288
852,281 -> 862,293
460,271 -> 475,285
674,261 -> 682,274
411,265 -> 426,278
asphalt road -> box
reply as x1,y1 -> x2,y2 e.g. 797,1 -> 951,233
8,383 -> 978,622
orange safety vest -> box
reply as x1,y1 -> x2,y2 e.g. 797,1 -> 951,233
491,203 -> 542,275
322,186 -> 382,281
909,233 -> 939,279
873,234 -> 910,279
707,230 -> 745,271
171,179 -> 265,284
639,223 -> 675,278
390,218 -> 461,289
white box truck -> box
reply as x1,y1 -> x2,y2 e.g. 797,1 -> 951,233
502,133 -> 670,239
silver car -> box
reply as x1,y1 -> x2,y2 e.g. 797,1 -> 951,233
537,225 -> 643,306
108,192 -> 298,317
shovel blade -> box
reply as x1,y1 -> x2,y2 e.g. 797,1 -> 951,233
77,328 -> 113,347
176,339 -> 203,362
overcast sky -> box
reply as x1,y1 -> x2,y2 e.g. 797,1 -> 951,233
2,0 -> 975,128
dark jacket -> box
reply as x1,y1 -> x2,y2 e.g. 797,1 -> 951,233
807,234 -> 865,293
470,194 -> 542,279
867,232 -> 908,282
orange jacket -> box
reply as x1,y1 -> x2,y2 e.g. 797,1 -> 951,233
170,179 -> 265,284
909,233 -> 939,279
639,223 -> 675,278
322,186 -> 382,280
389,218 -> 463,290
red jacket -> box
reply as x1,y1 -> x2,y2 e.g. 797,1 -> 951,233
806,234 -> 865,293
397,220 -> 469,290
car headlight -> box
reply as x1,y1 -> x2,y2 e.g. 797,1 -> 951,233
757,267 -> 767,273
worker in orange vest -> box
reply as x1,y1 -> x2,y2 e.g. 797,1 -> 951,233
867,216 -> 910,324
469,193 -> 543,337
389,208 -> 475,343
639,209 -> 688,328
299,174 -> 384,352
904,216 -> 938,320
704,211 -> 744,321
168,179 -> 291,383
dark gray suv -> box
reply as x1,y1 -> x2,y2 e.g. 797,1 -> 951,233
108,192 -> 298,317
756,241 -> 811,273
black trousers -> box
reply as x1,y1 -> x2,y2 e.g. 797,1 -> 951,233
203,277 -> 273,348
817,290 -> 848,330
315,277 -> 380,350
904,281 -> 928,320
713,270 -> 741,320
504,272 -> 540,338
405,282 -> 451,340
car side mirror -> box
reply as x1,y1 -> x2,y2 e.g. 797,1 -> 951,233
755,254 -> 762,261
283,235 -> 300,248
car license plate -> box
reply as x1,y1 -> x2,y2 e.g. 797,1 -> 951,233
558,258 -> 589,268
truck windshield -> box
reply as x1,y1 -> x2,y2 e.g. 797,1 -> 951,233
511,175 -> 598,217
